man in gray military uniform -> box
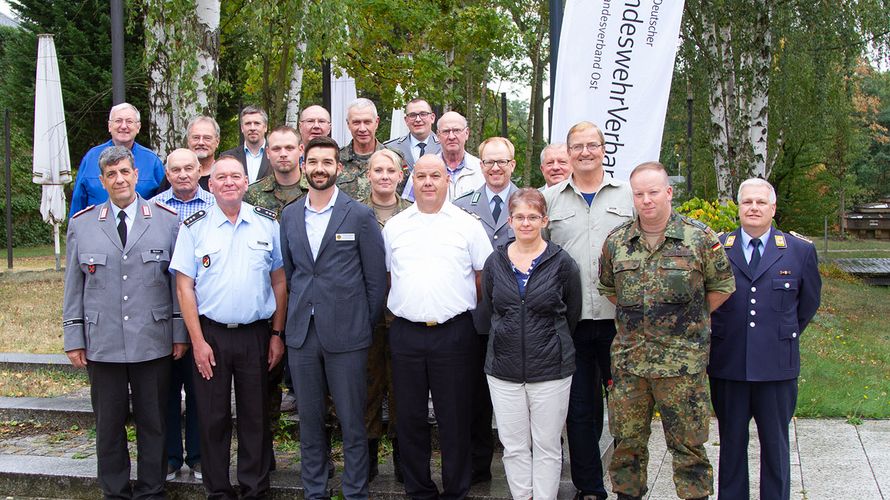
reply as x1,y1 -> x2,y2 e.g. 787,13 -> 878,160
63,145 -> 187,499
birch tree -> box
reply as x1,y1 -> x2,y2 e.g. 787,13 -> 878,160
144,0 -> 220,157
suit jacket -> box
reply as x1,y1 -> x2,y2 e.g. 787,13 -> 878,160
63,197 -> 185,363
385,133 -> 442,170
709,227 -> 822,381
222,144 -> 272,182
452,183 -> 518,248
280,190 -> 388,353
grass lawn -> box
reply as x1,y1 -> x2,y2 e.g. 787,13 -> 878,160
797,264 -> 890,418
0,270 -> 64,353
0,367 -> 88,397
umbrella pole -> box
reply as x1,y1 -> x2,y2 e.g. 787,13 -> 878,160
53,222 -> 61,271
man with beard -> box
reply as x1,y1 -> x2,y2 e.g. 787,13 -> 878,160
280,136 -> 387,499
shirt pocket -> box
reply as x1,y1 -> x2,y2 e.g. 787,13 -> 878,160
194,246 -> 221,277
614,259 -> 641,307
247,239 -> 273,271
141,250 -> 171,286
771,278 -> 799,312
657,259 -> 694,303
79,253 -> 107,289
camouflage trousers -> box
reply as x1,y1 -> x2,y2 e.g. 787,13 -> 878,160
608,368 -> 713,499
365,311 -> 397,439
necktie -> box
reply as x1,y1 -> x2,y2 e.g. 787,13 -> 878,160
417,142 -> 426,158
492,195 -> 502,223
749,238 -> 762,272
117,211 -> 128,248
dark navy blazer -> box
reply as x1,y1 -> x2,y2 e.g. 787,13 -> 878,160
709,228 -> 822,381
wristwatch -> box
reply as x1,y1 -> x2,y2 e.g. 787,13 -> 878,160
271,329 -> 284,338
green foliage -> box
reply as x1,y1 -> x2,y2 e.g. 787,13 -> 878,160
676,197 -> 739,233
0,125 -> 56,247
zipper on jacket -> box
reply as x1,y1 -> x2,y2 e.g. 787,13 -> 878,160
520,297 -> 527,380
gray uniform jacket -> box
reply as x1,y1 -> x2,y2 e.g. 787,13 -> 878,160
452,183 -> 518,248
63,197 -> 185,363
384,133 -> 441,170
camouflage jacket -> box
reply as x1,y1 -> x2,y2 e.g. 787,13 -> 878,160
598,211 -> 735,377
337,140 -> 384,201
358,195 -> 413,229
243,175 -> 306,219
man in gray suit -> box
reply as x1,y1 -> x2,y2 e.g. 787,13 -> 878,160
385,98 -> 441,196
452,136 -> 519,484
63,145 -> 187,499
280,136 -> 388,499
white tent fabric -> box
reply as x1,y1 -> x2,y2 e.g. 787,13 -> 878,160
33,34 -> 71,270
389,86 -> 409,140
331,72 -> 357,147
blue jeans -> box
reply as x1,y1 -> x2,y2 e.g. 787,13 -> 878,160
567,319 -> 615,497
165,349 -> 201,468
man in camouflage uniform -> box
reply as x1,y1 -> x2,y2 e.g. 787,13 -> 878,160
359,149 -> 413,483
244,125 -> 306,471
598,162 -> 735,500
338,98 -> 385,200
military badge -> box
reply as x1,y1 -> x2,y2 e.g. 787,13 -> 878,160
88,264 -> 96,274
202,255 -> 211,268
780,270 -> 792,275
98,206 -> 109,221
724,235 -> 736,248
775,235 -> 786,248
142,205 -> 152,218
711,241 -> 722,251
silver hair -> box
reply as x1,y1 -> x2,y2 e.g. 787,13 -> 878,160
347,98 -> 378,119
98,146 -> 135,174
187,115 -> 220,138
737,178 -> 777,204
108,102 -> 140,122
540,143 -> 567,164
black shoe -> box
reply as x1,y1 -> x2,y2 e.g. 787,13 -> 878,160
470,470 -> 492,486
686,497 -> 708,500
616,494 -> 641,500
392,437 -> 404,484
574,493 -> 607,500
368,439 -> 379,483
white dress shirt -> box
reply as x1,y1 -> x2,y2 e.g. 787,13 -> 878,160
383,201 -> 493,323
304,187 -> 339,261
244,141 -> 266,183
109,198 -> 138,238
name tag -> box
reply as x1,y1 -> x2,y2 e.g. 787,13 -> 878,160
336,233 -> 356,241
256,241 -> 270,247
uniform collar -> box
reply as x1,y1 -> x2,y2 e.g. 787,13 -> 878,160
210,201 -> 251,228
740,226 -> 772,249
109,196 -> 139,222
627,211 -> 684,241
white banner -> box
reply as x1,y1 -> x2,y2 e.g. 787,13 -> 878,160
552,0 -> 685,180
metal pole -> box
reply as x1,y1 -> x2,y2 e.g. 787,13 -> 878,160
322,59 -> 332,113
110,0 -> 126,104
500,93 -> 508,138
4,110 -> 12,269
686,81 -> 693,195
549,0 -> 564,140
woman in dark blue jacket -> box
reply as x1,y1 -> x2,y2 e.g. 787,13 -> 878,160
479,188 -> 582,500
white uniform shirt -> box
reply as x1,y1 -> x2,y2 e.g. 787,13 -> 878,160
383,201 -> 493,323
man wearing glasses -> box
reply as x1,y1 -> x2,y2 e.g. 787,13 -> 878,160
385,98 -> 441,195
70,103 -> 166,215
542,121 -> 634,500
298,105 -> 333,146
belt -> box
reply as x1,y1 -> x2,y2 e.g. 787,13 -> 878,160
200,316 -> 269,330
407,311 -> 469,328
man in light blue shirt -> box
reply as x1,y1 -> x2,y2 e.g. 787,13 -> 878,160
171,155 -> 286,499
70,103 -> 165,215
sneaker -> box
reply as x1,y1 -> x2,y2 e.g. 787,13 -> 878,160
280,393 -> 297,413
191,462 -> 202,481
166,463 -> 180,481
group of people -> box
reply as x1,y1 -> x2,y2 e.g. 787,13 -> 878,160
62,96 -> 821,500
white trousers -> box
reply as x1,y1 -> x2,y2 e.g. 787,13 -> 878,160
487,374 -> 572,500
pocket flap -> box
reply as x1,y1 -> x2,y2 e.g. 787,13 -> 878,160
152,306 -> 173,321
779,321 -> 799,340
772,279 -> 798,291
548,210 -> 576,222
84,311 -> 99,324
247,240 -> 273,252
79,253 -> 107,266
615,259 -> 640,272
141,250 -> 170,263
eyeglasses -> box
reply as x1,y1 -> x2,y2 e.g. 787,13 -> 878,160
481,159 -> 513,168
189,135 -> 215,143
300,118 -> 331,125
110,119 -> 138,127
438,127 -> 466,137
406,112 -> 433,120
569,142 -> 603,154
511,215 -> 544,223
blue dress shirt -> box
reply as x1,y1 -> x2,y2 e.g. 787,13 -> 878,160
740,227 -> 771,264
70,140 -> 166,216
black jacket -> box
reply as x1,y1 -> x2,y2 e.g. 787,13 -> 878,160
479,240 -> 582,383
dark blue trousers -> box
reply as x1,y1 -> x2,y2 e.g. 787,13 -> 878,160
710,377 -> 798,500
165,349 -> 201,469
566,319 -> 614,497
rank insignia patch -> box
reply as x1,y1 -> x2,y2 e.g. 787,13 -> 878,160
88,265 -> 96,274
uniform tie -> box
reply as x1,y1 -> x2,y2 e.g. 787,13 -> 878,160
417,142 -> 426,157
749,238 -> 762,272
117,211 -> 128,248
492,195 -> 502,223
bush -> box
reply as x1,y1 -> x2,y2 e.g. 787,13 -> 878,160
676,197 -> 739,233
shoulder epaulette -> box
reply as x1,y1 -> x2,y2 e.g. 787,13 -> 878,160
608,218 -> 635,237
683,216 -> 714,234
183,210 -> 206,227
789,231 -> 814,244
453,190 -> 474,202
716,231 -> 725,238
254,206 -> 276,221
457,206 -> 481,220
71,205 -> 95,219
154,200 -> 178,216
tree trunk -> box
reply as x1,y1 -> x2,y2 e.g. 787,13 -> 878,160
285,43 -> 307,128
